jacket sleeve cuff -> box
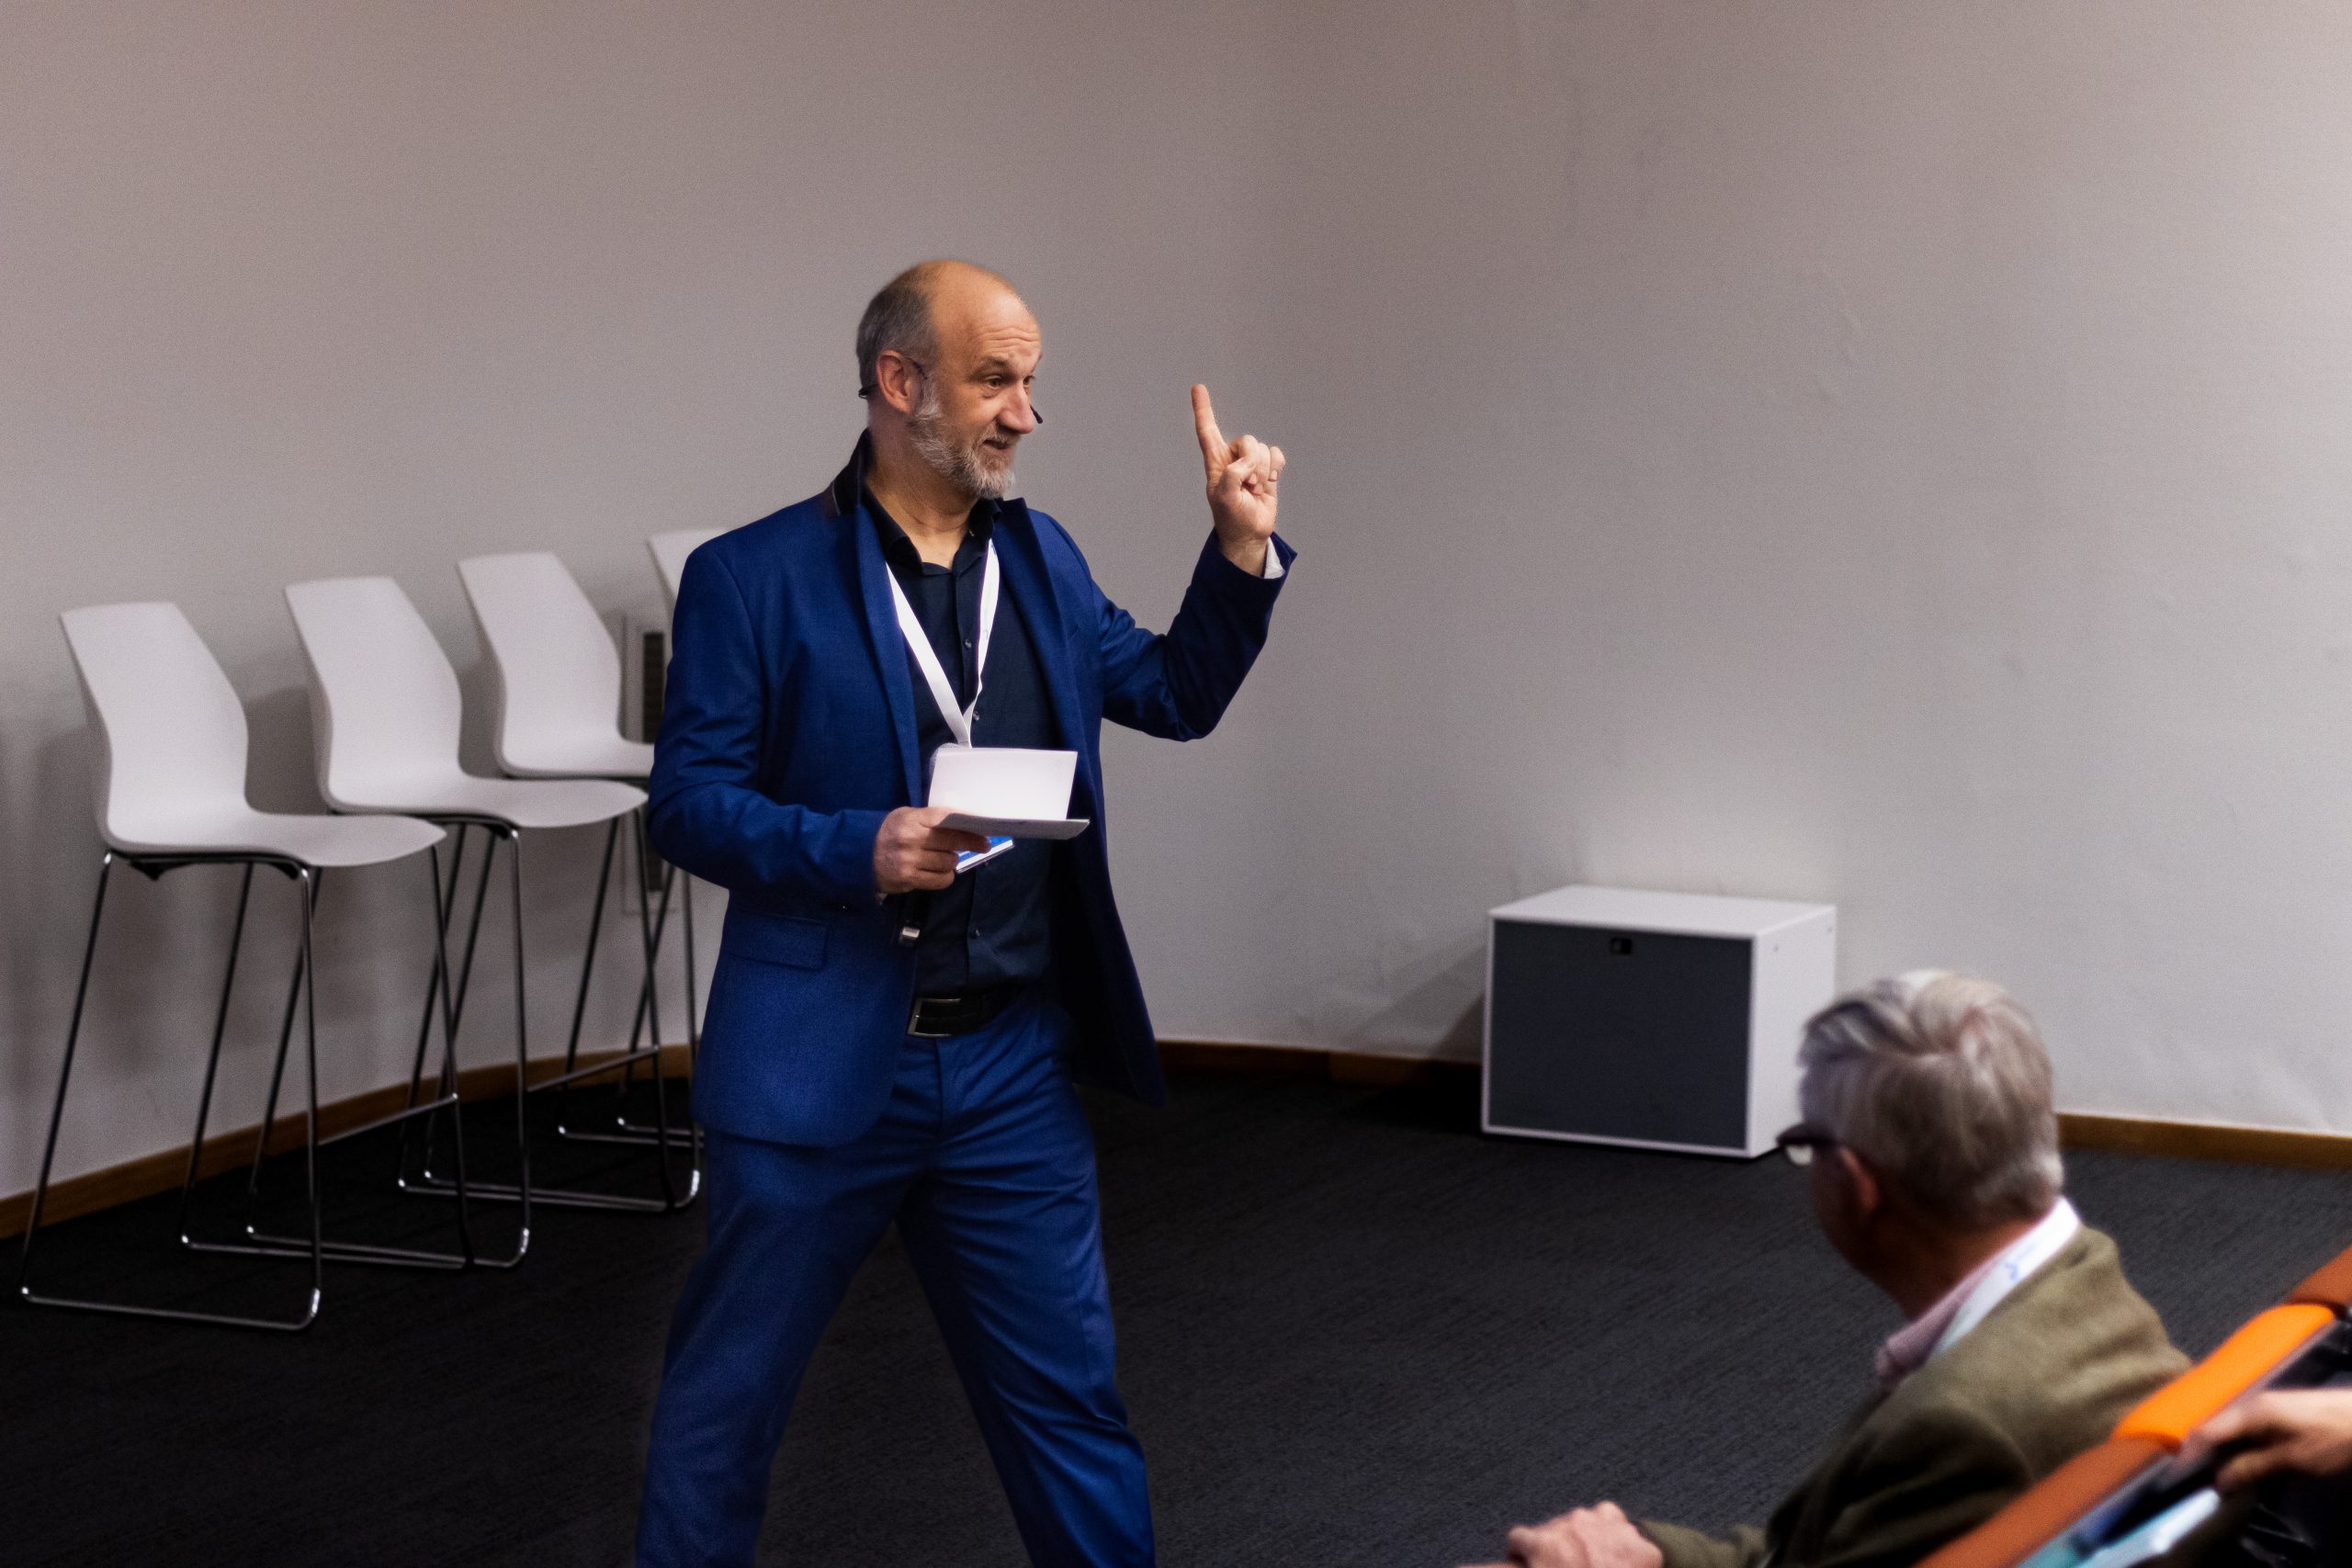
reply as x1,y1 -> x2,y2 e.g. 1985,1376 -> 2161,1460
831,807 -> 891,905
1195,532 -> 1296,592
1639,1519 -> 1765,1568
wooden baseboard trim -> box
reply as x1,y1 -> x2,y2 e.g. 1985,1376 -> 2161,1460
18,1044 -> 2345,1241
2057,1111 -> 2352,1169
0,1043 -> 694,1242
1160,1041 -> 2352,1168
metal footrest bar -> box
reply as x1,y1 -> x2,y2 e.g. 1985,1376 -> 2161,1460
400,1168 -> 700,1213
552,1122 -> 695,1148
17,1284 -> 323,1335
526,1047 -> 667,1096
180,1092 -> 477,1273
184,1234 -> 471,1271
314,1090 -> 461,1150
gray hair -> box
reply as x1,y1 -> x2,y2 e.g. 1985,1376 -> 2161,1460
1798,971 -> 2064,1230
855,263 -> 941,396
855,258 -> 1019,396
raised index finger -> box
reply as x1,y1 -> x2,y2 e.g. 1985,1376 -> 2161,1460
1191,383 -> 1227,468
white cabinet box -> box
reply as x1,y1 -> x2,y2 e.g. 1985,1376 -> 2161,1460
1482,885 -> 1837,1157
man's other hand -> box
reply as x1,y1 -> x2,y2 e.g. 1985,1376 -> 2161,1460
2187,1389 -> 2352,1491
1192,383 -> 1284,573
874,806 -> 992,895
1460,1502 -> 1665,1568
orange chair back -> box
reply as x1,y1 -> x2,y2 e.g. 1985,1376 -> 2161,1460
2112,1303 -> 2335,1448
1913,1438 -> 2165,1568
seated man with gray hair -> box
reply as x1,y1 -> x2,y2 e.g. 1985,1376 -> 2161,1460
1467,972 -> 2188,1568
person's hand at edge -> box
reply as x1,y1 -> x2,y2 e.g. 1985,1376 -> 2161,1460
1458,1501 -> 1664,1568
2185,1388 -> 2352,1492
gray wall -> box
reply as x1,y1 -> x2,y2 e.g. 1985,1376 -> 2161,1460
8,2 -> 2352,1192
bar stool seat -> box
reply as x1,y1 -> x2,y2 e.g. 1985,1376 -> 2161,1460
496,732 -> 655,782
326,765 -> 644,831
107,803 -> 442,867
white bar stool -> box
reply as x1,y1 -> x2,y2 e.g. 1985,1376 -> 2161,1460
19,603 -> 466,1332
457,550 -> 700,1210
283,576 -> 653,1234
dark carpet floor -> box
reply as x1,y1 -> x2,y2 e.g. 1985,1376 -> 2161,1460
3,1070 -> 2347,1567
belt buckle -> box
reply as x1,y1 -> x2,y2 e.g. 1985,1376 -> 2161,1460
907,995 -> 959,1039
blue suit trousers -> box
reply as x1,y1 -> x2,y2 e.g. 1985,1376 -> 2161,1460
635,993 -> 1154,1566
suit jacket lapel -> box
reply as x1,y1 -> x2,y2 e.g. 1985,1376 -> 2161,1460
849,500 -> 923,804
992,502 -> 1090,774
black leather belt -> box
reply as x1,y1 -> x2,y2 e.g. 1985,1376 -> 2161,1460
906,987 -> 1023,1039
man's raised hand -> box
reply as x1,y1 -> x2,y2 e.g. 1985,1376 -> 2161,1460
874,806 -> 992,896
1192,383 -> 1284,573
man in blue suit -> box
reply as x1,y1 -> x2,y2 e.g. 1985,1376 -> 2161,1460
636,259 -> 1293,1566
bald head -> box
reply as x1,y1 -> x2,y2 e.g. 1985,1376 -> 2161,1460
855,259 -> 1026,396
855,259 -> 1042,507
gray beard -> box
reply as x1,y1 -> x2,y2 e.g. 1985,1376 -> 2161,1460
908,386 -> 1015,500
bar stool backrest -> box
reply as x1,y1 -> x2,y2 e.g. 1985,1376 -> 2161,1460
647,528 -> 725,617
457,551 -> 622,776
60,602 -> 252,850
284,576 -> 466,811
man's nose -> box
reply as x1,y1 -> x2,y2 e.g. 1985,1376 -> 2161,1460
1000,389 -> 1039,434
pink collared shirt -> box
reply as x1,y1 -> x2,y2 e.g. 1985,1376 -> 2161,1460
1874,1199 -> 2082,1390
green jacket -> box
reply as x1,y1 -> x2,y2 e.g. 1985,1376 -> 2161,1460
1643,1226 -> 2186,1568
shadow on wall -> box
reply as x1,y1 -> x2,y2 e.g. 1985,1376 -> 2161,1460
1338,938 -> 1487,1063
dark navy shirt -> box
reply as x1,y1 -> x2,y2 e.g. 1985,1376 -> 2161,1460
865,485 -> 1060,997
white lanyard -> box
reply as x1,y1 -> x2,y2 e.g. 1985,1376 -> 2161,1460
886,539 -> 999,750
1932,1197 -> 2082,1359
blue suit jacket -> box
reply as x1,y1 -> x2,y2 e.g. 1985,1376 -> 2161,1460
650,457 -> 1293,1147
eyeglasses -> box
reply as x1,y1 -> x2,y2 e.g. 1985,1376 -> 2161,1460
1774,1123 -> 1839,1167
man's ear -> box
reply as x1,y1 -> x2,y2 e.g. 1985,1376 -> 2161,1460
872,349 -> 922,416
1836,1145 -> 1884,1223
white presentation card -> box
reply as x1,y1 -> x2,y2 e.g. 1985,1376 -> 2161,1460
927,746 -> 1091,840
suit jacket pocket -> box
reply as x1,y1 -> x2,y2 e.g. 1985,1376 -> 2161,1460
720,910 -> 830,971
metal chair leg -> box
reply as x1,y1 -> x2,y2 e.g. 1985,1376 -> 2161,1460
397,822 -> 478,1147
550,810 -> 701,1200
403,820 -> 695,1214
555,810 -> 676,1141
555,817 -> 621,1091
605,820 -> 702,1190
209,861 -> 483,1271
18,854 -> 323,1332
556,811 -> 703,1186
171,863 -> 254,1247
390,825 -> 529,1267
598,826 -> 705,1196
547,816 -> 628,1140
